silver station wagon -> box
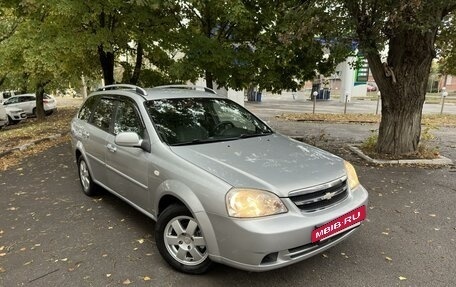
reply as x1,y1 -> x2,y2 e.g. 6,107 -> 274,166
70,84 -> 368,274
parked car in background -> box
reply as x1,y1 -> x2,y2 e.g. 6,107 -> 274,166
71,84 -> 368,274
0,90 -> 18,103
366,82 -> 377,92
2,93 -> 57,116
0,105 -> 7,129
5,106 -> 27,125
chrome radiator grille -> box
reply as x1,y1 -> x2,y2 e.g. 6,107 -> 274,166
289,178 -> 348,212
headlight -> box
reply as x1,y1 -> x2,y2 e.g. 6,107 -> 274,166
226,188 -> 288,218
344,161 -> 360,190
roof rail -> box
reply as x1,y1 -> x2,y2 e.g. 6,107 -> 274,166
97,84 -> 147,97
153,85 -> 217,95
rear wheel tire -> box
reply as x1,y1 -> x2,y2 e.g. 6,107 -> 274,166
155,204 -> 212,274
77,156 -> 97,196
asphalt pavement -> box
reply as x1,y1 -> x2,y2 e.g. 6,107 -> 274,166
0,97 -> 456,286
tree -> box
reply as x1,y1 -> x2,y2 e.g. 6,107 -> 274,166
174,0 -> 341,91
68,0 -> 178,85
0,0 -> 99,119
307,1 -> 456,156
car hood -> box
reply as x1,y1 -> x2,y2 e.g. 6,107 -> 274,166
5,106 -> 23,112
170,134 -> 346,197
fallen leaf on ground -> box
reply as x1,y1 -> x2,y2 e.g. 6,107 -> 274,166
123,279 -> 132,285
399,276 -> 407,281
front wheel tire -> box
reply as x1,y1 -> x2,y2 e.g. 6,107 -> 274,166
155,204 -> 212,274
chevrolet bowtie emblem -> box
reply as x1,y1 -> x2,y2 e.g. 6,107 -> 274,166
323,191 -> 337,200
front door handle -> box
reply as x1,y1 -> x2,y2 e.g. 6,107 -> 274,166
106,143 -> 117,153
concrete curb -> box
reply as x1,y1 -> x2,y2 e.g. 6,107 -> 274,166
0,133 -> 66,158
348,145 -> 454,166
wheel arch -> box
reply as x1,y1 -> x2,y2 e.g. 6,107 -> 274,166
155,182 -> 221,260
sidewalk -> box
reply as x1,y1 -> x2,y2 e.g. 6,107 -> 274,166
246,92 -> 456,118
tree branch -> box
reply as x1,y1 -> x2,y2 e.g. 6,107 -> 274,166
0,20 -> 19,43
443,3 -> 456,17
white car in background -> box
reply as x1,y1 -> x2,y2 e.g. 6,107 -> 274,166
2,93 -> 57,116
0,104 -> 27,127
0,105 -> 7,129
5,106 -> 27,125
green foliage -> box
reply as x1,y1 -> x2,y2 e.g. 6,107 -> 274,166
0,0 -> 179,91
361,130 -> 378,152
0,0 -> 98,92
139,69 -> 180,87
173,0 -> 342,91
437,14 -> 456,75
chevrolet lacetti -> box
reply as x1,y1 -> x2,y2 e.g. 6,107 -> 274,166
70,84 -> 368,274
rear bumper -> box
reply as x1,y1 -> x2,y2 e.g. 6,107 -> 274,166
207,185 -> 368,271
45,106 -> 57,114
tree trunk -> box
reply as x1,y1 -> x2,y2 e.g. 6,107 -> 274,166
205,70 -> 213,89
98,45 -> 115,85
35,81 -> 47,121
129,42 -> 143,85
365,28 -> 437,156
0,74 -> 6,87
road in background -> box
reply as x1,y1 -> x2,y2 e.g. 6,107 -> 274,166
246,92 -> 456,118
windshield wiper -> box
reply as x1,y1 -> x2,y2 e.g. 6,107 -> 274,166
238,132 -> 273,139
170,138 -> 228,146
170,132 -> 273,146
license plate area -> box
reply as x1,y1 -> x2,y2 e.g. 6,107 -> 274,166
311,205 -> 366,243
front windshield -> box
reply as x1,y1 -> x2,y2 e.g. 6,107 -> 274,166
145,98 -> 273,146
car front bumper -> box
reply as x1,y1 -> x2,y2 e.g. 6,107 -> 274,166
207,184 -> 368,271
11,112 -> 27,120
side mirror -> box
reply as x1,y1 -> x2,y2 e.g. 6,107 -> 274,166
114,132 -> 151,152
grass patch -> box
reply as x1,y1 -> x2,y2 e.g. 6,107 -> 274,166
0,106 -> 78,153
359,128 -> 440,160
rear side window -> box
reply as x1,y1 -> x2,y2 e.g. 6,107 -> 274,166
20,96 -> 35,102
78,96 -> 97,121
90,98 -> 116,132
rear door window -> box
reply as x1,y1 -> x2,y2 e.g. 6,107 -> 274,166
89,98 -> 117,132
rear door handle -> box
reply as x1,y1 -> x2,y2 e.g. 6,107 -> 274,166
106,143 -> 117,153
